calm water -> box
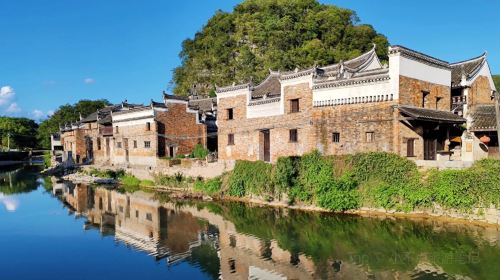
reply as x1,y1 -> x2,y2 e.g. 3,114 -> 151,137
1,167 -> 500,279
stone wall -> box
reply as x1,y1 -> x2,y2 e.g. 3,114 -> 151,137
399,75 -> 451,110
469,75 -> 495,107
217,82 -> 314,162
312,102 -> 396,155
111,120 -> 158,167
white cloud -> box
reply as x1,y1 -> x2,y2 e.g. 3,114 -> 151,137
84,78 -> 95,84
6,102 -> 21,113
32,109 -> 45,119
47,110 -> 55,116
0,86 -> 15,106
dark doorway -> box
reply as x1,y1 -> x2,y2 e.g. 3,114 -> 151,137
85,136 -> 93,163
260,130 -> 270,162
169,146 -> 175,158
106,138 -> 110,158
424,137 -> 436,160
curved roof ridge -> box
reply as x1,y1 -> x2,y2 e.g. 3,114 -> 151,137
252,71 -> 280,90
450,52 -> 487,66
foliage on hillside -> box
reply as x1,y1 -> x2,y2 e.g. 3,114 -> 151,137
172,0 -> 389,95
0,117 -> 39,150
37,99 -> 110,148
493,75 -> 500,91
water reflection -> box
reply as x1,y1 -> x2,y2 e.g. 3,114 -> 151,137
49,180 -> 500,280
0,165 -> 42,212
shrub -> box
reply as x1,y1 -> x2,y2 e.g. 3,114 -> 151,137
140,180 -> 155,187
120,174 -> 141,187
293,150 -> 334,203
192,144 -> 209,159
194,177 -> 222,195
227,160 -> 273,197
43,151 -> 51,168
315,172 -> 359,211
272,156 -> 299,196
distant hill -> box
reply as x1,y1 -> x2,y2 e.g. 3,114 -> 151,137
171,0 -> 389,95
494,75 -> 500,91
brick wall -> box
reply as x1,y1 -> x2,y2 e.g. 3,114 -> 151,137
399,75 -> 451,110
469,76 -> 495,106
156,103 -> 208,157
218,82 -> 315,162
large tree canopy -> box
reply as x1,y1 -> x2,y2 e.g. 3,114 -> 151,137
37,99 -> 110,148
0,117 -> 38,150
172,0 -> 389,95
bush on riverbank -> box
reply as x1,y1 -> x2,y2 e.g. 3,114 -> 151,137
220,151 -> 500,212
194,177 -> 222,195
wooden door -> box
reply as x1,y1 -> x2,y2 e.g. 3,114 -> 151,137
424,138 -> 436,160
263,130 -> 270,162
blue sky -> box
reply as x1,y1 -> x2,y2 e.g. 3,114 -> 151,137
0,0 -> 498,121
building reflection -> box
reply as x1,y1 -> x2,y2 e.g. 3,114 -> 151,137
53,182 -> 494,280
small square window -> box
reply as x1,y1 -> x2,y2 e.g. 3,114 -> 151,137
146,122 -> 151,131
146,213 -> 152,221
115,126 -> 119,133
135,210 -> 139,218
227,108 -> 234,120
117,142 -> 122,149
289,129 -> 298,143
133,140 -> 137,149
97,138 -> 101,150
332,132 -> 340,143
144,141 -> 151,148
366,132 -> 374,143
119,206 -> 124,213
228,134 -> 235,146
290,99 -> 300,113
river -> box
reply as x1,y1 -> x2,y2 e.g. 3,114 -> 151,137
1,166 -> 500,279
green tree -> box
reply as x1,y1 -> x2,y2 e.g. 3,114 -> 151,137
0,117 -> 39,150
37,99 -> 110,148
172,0 -> 389,95
493,75 -> 500,90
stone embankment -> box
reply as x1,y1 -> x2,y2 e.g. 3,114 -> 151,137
61,173 -> 116,185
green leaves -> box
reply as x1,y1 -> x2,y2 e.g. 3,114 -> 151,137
172,0 -> 389,95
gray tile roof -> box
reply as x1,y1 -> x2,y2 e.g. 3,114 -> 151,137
399,105 -> 466,123
450,53 -> 486,88
470,104 -> 497,131
250,73 -> 281,99
188,97 -> 216,112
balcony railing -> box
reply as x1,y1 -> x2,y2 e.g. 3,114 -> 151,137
99,126 -> 114,136
451,96 -> 466,116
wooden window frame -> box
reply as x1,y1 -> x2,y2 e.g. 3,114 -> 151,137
290,99 -> 300,113
407,138 -> 416,157
332,132 -> 340,143
144,141 -> 151,148
366,132 -> 374,143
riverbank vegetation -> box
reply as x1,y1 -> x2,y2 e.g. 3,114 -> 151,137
193,151 -> 500,213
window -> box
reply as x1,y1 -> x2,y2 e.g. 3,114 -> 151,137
435,97 -> 442,109
144,141 -> 151,148
290,99 -> 300,113
133,140 -> 137,148
146,122 -> 151,131
228,133 -> 235,146
289,129 -> 298,143
227,108 -> 234,120
146,213 -> 152,221
407,139 -> 415,157
135,210 -> 139,218
366,132 -> 374,143
119,206 -> 124,213
422,91 -> 430,108
117,142 -> 122,148
115,126 -> 119,133
97,138 -> 101,150
332,132 -> 340,143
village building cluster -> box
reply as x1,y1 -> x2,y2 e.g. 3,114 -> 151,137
53,45 -> 498,169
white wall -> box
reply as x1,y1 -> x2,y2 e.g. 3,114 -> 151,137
398,56 -> 451,86
313,80 -> 392,105
247,101 -> 282,118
